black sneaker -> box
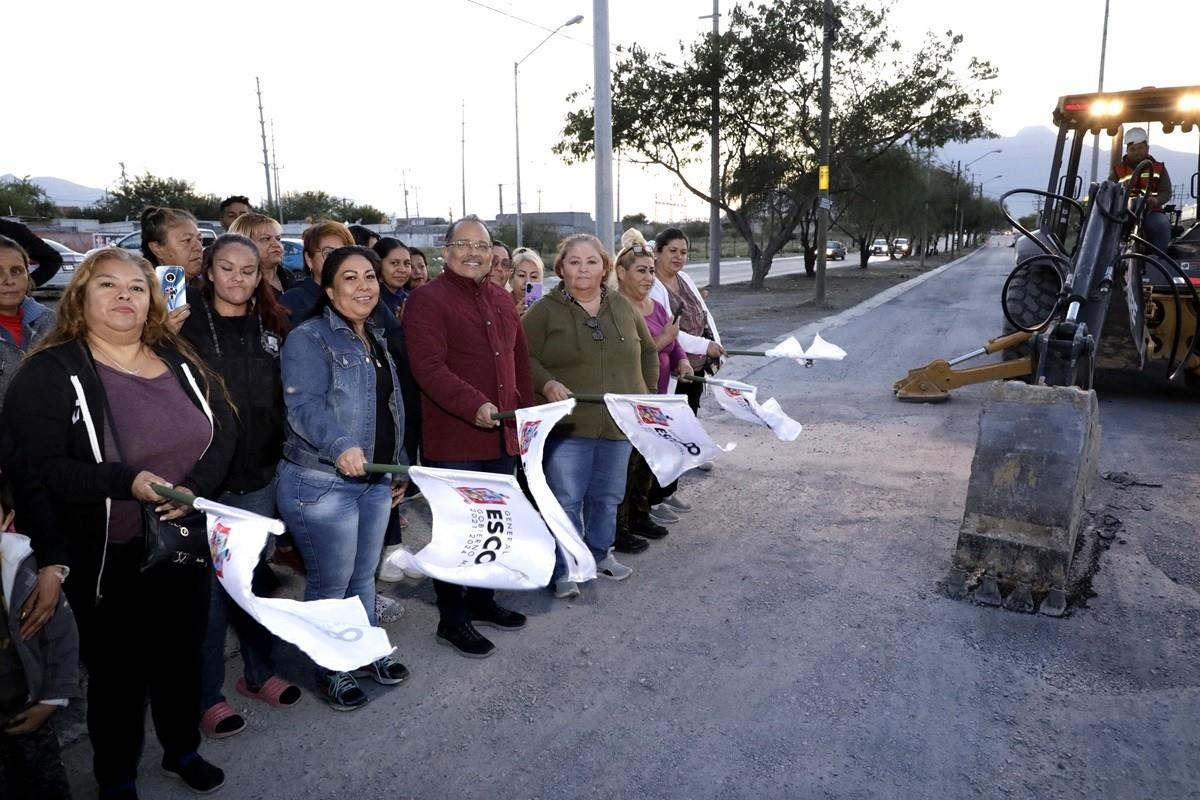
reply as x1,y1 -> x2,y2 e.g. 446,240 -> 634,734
471,604 -> 527,631
436,622 -> 495,659
162,753 -> 225,794
630,514 -> 669,540
321,670 -> 369,711
353,655 -> 410,686
613,531 -> 650,553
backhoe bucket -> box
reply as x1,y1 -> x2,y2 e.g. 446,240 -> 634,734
950,381 -> 1100,615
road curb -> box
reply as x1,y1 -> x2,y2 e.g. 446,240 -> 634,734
720,247 -> 987,383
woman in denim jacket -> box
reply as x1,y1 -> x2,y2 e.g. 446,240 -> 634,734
275,246 -> 409,711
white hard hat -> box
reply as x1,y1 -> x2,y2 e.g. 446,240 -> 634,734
1124,126 -> 1148,145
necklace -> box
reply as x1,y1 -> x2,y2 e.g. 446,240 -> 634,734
90,339 -> 144,376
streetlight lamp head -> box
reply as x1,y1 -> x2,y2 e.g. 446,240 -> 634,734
567,14 -> 585,25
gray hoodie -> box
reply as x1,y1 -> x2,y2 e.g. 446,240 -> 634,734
0,532 -> 79,706
0,296 -> 56,408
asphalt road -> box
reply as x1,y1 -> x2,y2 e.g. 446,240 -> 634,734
65,240 -> 1200,799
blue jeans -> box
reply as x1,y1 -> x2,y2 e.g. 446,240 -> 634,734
275,461 -> 392,636
543,436 -> 632,580
200,482 -> 279,710
425,455 -> 516,626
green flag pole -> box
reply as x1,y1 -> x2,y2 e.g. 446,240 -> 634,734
363,463 -> 412,475
724,349 -> 768,357
489,394 -> 607,422
150,483 -> 197,505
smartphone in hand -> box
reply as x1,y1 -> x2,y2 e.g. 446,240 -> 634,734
155,266 -> 187,312
525,282 -> 543,308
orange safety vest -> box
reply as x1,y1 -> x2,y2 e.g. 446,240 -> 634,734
1114,156 -> 1165,195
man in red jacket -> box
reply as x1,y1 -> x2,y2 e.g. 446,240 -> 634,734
402,217 -> 535,658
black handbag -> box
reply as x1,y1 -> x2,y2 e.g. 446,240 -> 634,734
140,506 -> 211,572
101,395 -> 211,572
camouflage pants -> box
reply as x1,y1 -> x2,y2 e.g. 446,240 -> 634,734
0,722 -> 71,800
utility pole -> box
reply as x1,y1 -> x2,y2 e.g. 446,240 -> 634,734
701,0 -> 721,286
256,77 -> 274,212
270,120 -> 282,221
498,184 -> 504,216
401,171 -> 411,241
593,0 -> 614,248
460,100 -> 467,218
1090,0 -> 1111,186
919,149 -> 931,268
951,160 -> 961,254
814,0 -> 834,304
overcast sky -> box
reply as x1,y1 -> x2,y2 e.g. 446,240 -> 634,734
5,0 -> 1198,222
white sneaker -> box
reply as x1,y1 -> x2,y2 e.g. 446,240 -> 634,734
649,504 -> 679,524
596,555 -> 633,581
378,545 -> 423,582
661,494 -> 692,512
554,580 -> 581,599
374,593 -> 405,624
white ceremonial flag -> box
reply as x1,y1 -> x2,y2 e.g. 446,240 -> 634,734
198,498 -> 393,673
764,332 -> 848,364
603,393 -> 735,485
705,377 -> 804,441
516,400 -> 596,582
383,466 -> 555,590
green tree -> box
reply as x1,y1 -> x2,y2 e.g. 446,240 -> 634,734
85,172 -> 221,222
0,176 -> 57,218
280,191 -> 388,224
556,0 -> 996,288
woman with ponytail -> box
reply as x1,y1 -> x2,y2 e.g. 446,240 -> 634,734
613,229 -> 692,551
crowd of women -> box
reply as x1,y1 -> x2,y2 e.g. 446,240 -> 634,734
0,208 -> 723,799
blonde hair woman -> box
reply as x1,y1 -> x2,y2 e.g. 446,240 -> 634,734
521,233 -> 659,598
229,212 -> 295,293
509,247 -> 544,314
3,247 -> 236,796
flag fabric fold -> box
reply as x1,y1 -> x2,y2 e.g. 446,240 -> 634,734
764,332 -> 847,363
705,377 -> 804,441
383,466 -> 555,590
515,400 -> 596,582
198,498 -> 394,673
603,393 -> 735,485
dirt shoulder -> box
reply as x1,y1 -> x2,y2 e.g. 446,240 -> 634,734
705,252 -> 963,349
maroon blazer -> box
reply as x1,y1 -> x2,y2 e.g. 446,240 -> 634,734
403,269 -> 534,461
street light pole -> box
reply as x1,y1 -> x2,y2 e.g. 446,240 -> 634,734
700,0 -> 721,288
815,0 -> 834,305
1090,0 -> 1111,186
514,14 -> 584,248
957,149 -> 1002,253
593,0 -> 614,247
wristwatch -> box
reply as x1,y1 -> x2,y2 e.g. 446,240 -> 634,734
40,565 -> 70,583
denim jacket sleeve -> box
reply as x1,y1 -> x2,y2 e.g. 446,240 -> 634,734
281,325 -> 356,463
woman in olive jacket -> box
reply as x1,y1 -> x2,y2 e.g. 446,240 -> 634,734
521,233 -> 658,599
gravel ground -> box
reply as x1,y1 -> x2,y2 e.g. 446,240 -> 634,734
61,242 -> 1200,799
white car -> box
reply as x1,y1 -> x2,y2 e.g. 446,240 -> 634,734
871,239 -> 890,255
86,227 -> 218,258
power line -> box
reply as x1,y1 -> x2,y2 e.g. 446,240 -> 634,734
462,0 -> 591,46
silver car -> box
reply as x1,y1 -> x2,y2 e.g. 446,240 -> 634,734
33,239 -> 86,292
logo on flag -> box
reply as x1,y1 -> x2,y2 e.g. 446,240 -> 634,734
722,387 -> 744,398
454,486 -> 509,505
209,521 -> 232,578
635,404 -> 672,426
518,419 -> 542,455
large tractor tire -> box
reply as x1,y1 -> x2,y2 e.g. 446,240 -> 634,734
1001,261 -> 1061,361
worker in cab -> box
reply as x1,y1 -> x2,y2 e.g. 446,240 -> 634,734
1109,126 -> 1173,254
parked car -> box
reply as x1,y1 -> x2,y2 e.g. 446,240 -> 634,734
32,239 -> 86,292
282,237 -> 305,273
85,227 -> 218,258
891,238 -> 911,257
825,240 -> 846,260
871,239 -> 890,255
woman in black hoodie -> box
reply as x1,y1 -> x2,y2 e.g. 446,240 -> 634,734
2,246 -> 235,798
181,234 -> 301,739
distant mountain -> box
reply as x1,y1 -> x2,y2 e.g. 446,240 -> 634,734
0,174 -> 106,209
938,127 -> 1197,214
